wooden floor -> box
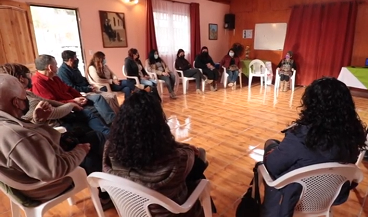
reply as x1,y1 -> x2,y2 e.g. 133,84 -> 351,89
1,82 -> 368,217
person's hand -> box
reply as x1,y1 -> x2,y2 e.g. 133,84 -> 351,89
73,97 -> 87,106
77,143 -> 90,154
33,101 -> 52,122
90,85 -> 99,92
71,103 -> 83,111
162,72 -> 169,76
113,79 -> 120,85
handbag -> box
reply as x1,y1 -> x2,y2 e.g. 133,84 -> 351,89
229,64 -> 239,71
236,162 -> 263,217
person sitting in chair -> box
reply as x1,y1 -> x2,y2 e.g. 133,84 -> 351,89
195,46 -> 219,91
261,77 -> 367,217
175,49 -> 207,94
276,51 -> 296,92
220,48 -> 241,89
103,90 -> 210,216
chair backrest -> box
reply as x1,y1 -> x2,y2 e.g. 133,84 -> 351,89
272,163 -> 363,214
122,65 -> 127,77
249,59 -> 266,74
87,172 -> 188,217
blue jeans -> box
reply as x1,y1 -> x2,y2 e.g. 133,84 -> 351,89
107,80 -> 135,98
75,107 -> 110,136
140,78 -> 157,87
85,94 -> 115,125
227,70 -> 239,83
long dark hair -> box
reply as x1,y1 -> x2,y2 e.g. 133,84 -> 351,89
294,77 -> 366,161
88,51 -> 106,78
148,49 -> 162,64
108,90 -> 177,169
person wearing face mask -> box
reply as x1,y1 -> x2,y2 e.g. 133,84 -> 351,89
175,49 -> 207,94
0,74 -> 114,210
57,50 -> 120,113
87,51 -> 136,99
276,51 -> 297,92
194,46 -> 219,91
220,48 -> 241,89
32,54 -> 112,136
146,49 -> 177,99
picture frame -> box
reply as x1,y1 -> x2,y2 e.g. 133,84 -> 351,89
99,11 -> 128,48
209,23 -> 218,40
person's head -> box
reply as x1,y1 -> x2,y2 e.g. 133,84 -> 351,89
201,46 -> 208,54
88,51 -> 106,77
34,54 -> 58,78
295,77 -> 366,161
176,49 -> 185,59
108,90 -> 177,169
0,63 -> 32,89
0,74 -> 29,118
148,49 -> 161,64
228,48 -> 236,58
61,50 -> 79,69
128,48 -> 139,60
285,51 -> 293,60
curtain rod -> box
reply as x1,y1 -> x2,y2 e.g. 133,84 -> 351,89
162,0 -> 190,5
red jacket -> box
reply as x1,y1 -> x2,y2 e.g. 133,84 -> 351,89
31,71 -> 82,103
220,55 -> 241,69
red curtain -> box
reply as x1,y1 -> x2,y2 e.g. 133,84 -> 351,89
190,3 -> 201,63
283,1 -> 358,86
146,0 -> 158,57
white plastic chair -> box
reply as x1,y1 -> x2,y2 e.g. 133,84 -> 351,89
220,66 -> 243,89
257,162 -> 363,217
248,59 -> 268,89
274,68 -> 297,96
122,65 -> 140,87
173,61 -> 205,94
86,72 -> 112,92
0,167 -> 104,217
356,135 -> 368,166
87,172 -> 212,217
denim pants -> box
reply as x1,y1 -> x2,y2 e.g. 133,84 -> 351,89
140,78 -> 157,87
227,70 -> 239,83
85,94 -> 115,125
158,73 -> 176,93
74,107 -> 110,136
110,80 -> 136,98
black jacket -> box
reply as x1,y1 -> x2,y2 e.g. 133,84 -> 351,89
124,57 -> 148,83
175,58 -> 191,71
194,54 -> 215,69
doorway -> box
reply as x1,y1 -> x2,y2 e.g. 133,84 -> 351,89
30,6 -> 85,75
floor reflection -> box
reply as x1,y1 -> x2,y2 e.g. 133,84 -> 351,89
167,115 -> 191,141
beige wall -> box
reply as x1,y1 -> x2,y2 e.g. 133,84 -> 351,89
16,0 -> 229,76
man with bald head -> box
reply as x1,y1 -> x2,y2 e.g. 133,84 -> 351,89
0,74 -> 90,201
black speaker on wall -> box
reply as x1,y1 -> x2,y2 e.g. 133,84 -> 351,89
224,14 -> 235,30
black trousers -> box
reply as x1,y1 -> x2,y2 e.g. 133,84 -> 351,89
184,68 -> 204,89
202,68 -> 219,81
280,74 -> 290,82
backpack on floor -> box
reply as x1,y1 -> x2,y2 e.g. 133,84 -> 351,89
235,162 -> 263,217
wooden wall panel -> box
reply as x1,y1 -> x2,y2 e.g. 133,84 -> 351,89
0,0 -> 38,71
229,0 -> 368,75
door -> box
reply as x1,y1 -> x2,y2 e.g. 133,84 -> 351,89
30,6 -> 85,75
0,0 -> 38,71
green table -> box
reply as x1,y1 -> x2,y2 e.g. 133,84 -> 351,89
338,67 -> 368,89
241,59 -> 272,77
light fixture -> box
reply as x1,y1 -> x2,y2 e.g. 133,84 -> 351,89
125,0 -> 138,4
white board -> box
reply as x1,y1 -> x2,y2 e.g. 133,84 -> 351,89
254,23 -> 287,50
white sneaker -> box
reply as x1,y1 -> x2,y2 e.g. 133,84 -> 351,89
228,82 -> 233,87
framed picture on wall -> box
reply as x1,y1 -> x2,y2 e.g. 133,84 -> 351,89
209,23 -> 218,40
99,11 -> 128,48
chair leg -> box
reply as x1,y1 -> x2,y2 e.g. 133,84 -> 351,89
248,75 -> 252,89
67,197 -> 76,206
89,187 -> 105,217
11,201 -> 22,217
201,189 -> 213,217
183,79 -> 187,95
202,81 -> 205,93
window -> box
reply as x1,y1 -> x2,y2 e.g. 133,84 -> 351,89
153,0 -> 190,69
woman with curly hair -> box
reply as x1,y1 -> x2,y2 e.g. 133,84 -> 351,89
261,77 -> 367,217
103,90 -> 208,216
